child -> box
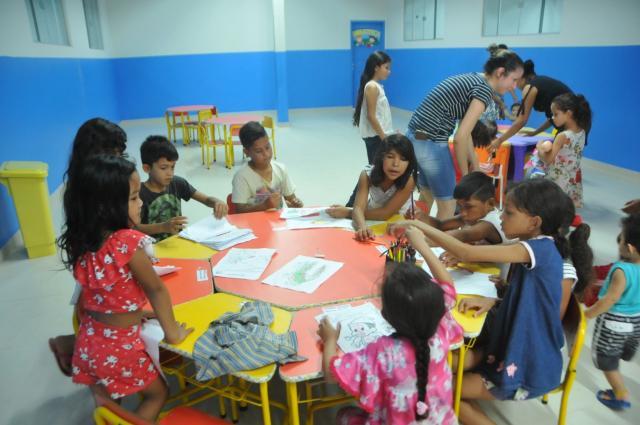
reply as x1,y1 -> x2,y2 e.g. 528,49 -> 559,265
49,118 -> 128,377
523,140 -> 553,179
353,50 -> 393,164
417,171 -> 507,246
391,179 -> 582,425
57,155 -> 192,420
231,121 -> 303,213
327,134 -> 417,241
536,93 -> 592,208
138,136 -> 227,240
586,213 -> 640,411
318,227 -> 463,424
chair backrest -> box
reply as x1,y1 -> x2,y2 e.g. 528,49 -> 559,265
229,124 -> 242,139
226,193 -> 237,215
93,392 -> 151,425
562,294 -> 586,369
493,142 -> 511,182
198,109 -> 213,122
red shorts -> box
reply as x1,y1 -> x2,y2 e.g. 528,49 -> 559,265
71,315 -> 159,399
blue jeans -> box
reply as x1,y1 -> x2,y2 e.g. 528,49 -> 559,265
406,130 -> 455,200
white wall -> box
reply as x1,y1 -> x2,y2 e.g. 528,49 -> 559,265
0,0 -> 112,57
284,0 -> 388,51
386,0 -> 640,49
103,0 -> 275,57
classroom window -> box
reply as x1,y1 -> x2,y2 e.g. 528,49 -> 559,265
82,0 -> 104,49
404,0 -> 445,41
483,0 -> 563,36
25,0 -> 70,46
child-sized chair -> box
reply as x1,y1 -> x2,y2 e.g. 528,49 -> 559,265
93,392 -> 231,425
226,194 -> 237,215
475,142 -> 511,209
225,124 -> 246,168
540,294 -> 586,425
262,116 -> 277,159
197,108 -> 229,169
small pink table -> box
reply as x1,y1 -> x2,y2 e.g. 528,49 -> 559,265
165,105 -> 215,144
202,114 -> 266,168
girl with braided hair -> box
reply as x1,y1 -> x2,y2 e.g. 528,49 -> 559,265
318,228 -> 462,424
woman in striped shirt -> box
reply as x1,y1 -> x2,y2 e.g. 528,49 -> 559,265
407,50 -> 524,219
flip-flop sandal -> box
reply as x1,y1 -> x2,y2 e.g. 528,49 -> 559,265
48,338 -> 72,377
597,389 -> 631,410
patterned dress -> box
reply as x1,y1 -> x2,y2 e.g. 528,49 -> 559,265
71,229 -> 159,399
544,129 -> 585,208
330,280 -> 462,424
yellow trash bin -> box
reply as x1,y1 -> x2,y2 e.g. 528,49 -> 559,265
0,161 -> 56,258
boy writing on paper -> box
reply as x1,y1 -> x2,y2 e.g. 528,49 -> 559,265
231,121 -> 303,213
137,136 -> 227,240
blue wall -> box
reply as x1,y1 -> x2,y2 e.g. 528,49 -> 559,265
1,45 -> 638,248
0,56 -> 119,248
385,45 -> 640,172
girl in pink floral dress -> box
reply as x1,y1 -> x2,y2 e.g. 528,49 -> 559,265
318,227 -> 463,424
536,93 -> 592,208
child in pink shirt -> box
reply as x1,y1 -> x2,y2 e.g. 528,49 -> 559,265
318,227 -> 462,424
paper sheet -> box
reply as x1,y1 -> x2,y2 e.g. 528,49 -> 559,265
315,302 -> 395,353
284,210 -> 354,230
280,207 -> 327,219
179,216 -> 256,250
212,248 -> 277,280
152,265 -> 181,276
262,255 -> 343,293
421,261 -> 497,298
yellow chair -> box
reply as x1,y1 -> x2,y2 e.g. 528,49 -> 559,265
541,294 -> 586,425
225,124 -> 245,168
93,392 -> 230,425
262,116 -> 276,159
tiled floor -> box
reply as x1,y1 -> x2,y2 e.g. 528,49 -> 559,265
1,107 -> 638,424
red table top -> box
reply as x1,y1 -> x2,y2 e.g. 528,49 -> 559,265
143,258 -> 213,311
212,211 -> 393,310
279,298 -> 381,382
166,105 -> 214,113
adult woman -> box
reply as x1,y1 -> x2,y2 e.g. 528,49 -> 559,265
406,50 -> 524,219
491,59 -> 572,151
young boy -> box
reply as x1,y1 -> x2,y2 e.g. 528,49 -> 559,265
138,135 -> 227,240
416,171 -> 507,246
586,213 -> 640,411
231,121 -> 303,213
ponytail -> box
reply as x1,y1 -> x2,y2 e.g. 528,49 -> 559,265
412,338 -> 431,421
522,59 -> 536,79
551,93 -> 592,143
353,51 -> 391,127
568,223 -> 594,293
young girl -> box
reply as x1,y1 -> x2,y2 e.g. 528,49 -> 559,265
537,93 -> 592,208
391,179 -> 582,425
57,155 -> 192,420
49,118 -> 129,377
353,50 -> 393,164
318,228 -> 463,424
327,134 -> 417,241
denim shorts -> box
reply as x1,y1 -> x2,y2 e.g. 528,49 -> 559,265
406,130 -> 455,200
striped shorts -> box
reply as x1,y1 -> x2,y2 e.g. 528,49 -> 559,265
592,311 -> 640,371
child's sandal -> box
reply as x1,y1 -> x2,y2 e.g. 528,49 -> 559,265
596,389 -> 631,411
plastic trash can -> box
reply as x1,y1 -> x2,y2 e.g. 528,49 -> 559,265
0,161 -> 56,258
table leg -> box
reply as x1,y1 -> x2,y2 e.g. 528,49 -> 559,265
512,145 -> 526,182
286,382 -> 300,425
454,344 -> 466,416
259,382 -> 272,425
165,112 -> 172,142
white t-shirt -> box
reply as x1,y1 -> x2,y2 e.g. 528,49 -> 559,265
359,80 -> 393,138
231,161 -> 295,206
364,166 -> 412,215
479,209 -> 510,243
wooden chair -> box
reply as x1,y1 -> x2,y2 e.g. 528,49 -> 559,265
541,294 -> 587,425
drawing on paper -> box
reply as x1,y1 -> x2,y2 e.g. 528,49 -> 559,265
262,255 -> 343,294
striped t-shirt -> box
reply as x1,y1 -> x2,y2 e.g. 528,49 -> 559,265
408,73 -> 495,143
